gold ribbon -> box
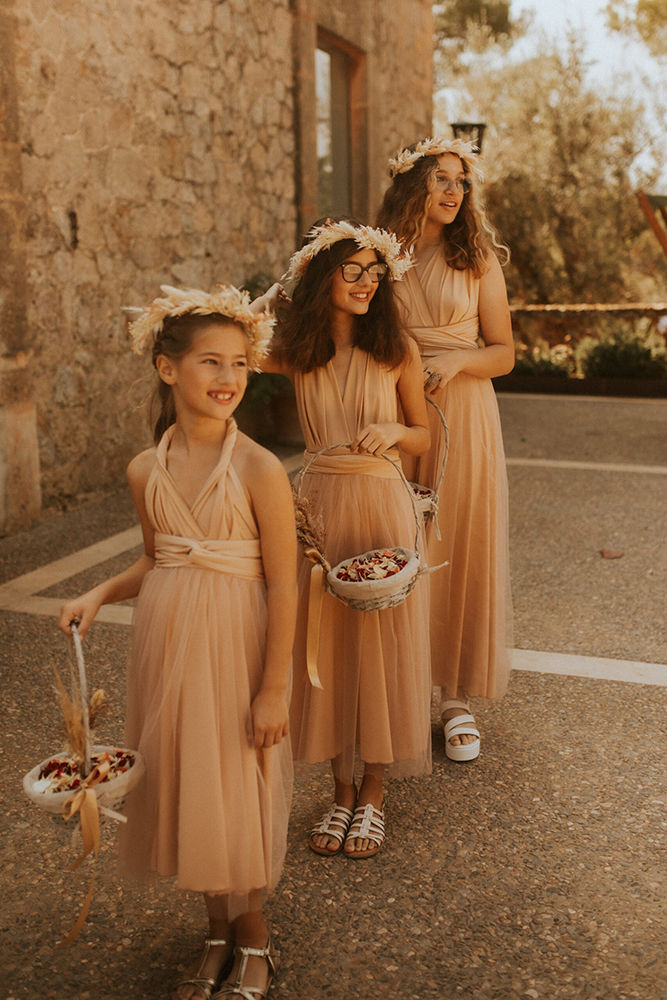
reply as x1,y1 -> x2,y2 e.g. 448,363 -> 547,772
304,550 -> 328,690
57,760 -> 110,948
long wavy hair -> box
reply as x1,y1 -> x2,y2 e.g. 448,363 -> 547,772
376,145 -> 509,277
150,313 -> 242,444
274,218 -> 410,374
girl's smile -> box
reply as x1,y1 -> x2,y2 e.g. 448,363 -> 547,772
330,248 -> 381,319
426,152 -> 466,228
157,322 -> 249,423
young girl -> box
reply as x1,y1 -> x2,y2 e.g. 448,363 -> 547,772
255,219 -> 431,859
57,285 -> 297,1000
377,138 -> 514,761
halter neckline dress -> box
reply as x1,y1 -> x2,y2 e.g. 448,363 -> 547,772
118,419 -> 292,919
290,348 -> 432,783
398,248 -> 513,701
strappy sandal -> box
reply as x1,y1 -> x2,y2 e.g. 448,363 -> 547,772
308,802 -> 354,856
212,936 -> 280,1000
344,802 -> 385,859
172,937 -> 234,1000
442,699 -> 480,762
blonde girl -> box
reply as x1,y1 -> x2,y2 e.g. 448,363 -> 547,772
377,138 -> 514,762
58,286 -> 297,1000
256,219 -> 432,859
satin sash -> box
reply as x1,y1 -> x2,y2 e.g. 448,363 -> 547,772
154,532 -> 264,580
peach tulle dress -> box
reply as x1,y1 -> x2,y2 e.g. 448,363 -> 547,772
397,249 -> 513,701
289,349 -> 432,783
118,420 -> 293,919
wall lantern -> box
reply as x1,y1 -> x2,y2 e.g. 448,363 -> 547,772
450,122 -> 486,153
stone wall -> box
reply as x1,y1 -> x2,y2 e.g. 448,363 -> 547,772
13,0 -> 295,508
4,0 -> 433,525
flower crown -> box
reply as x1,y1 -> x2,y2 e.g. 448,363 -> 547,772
126,284 -> 275,369
283,220 -> 414,284
388,137 -> 485,185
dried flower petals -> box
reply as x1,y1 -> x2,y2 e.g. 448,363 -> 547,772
336,549 -> 408,583
412,486 -> 434,499
33,749 -> 136,794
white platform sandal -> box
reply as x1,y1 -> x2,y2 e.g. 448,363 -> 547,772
442,699 -> 480,762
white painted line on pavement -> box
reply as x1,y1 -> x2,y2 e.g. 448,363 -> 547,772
499,392 -> 667,405
0,525 -> 143,601
513,648 -> 667,686
506,457 -> 667,475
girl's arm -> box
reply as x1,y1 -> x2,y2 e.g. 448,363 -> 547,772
250,284 -> 292,377
425,254 -> 514,393
350,338 -> 430,457
57,450 -> 157,638
243,445 -> 298,750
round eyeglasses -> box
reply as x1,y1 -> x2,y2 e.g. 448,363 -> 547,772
339,261 -> 388,283
433,176 -> 471,194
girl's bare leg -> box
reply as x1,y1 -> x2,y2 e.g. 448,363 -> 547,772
172,894 -> 234,1000
343,763 -> 385,856
224,892 -> 274,994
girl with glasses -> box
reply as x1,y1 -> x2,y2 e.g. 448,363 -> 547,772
254,218 -> 432,859
377,138 -> 514,764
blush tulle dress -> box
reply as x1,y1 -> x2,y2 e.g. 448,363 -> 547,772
289,348 -> 432,783
118,419 -> 293,919
397,248 -> 513,702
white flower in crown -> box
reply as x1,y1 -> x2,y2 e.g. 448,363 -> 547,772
125,284 -> 275,369
388,136 -> 485,185
283,220 -> 414,284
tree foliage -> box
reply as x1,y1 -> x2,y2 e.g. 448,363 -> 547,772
433,0 -> 526,81
606,0 -> 667,56
450,39 -> 667,304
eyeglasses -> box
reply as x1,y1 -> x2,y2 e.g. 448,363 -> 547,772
433,176 -> 471,194
339,261 -> 388,283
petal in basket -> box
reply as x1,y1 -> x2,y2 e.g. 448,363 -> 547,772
327,547 -> 421,611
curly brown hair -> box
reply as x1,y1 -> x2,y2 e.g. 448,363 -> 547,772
273,218 -> 410,374
376,145 -> 509,277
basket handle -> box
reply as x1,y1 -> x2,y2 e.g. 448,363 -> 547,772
294,440 -> 421,553
71,622 -> 92,778
425,397 -> 450,495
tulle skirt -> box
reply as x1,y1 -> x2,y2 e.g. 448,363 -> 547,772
290,472 -> 432,784
118,566 -> 293,919
404,371 -> 513,700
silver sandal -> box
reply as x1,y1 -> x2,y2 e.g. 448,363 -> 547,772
172,937 -> 234,1000
212,936 -> 280,1000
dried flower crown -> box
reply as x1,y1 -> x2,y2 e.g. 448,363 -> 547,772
388,137 -> 485,185
283,220 -> 414,284
126,284 -> 274,369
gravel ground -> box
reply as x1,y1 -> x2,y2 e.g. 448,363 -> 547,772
2,395 -> 667,999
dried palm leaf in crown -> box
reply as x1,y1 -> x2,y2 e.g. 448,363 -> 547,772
126,284 -> 275,370
388,136 -> 485,186
283,220 -> 414,285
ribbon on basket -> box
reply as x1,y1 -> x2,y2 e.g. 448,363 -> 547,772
303,548 -> 329,690
57,759 -> 110,948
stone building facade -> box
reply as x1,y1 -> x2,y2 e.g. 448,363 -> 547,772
0,0 -> 433,533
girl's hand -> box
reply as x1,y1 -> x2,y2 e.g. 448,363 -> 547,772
349,422 -> 403,456
423,353 -> 464,395
57,593 -> 103,638
249,689 -> 290,749
250,282 -> 289,316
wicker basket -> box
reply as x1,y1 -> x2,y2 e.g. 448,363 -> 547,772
22,625 -> 144,830
408,399 -> 449,537
23,745 -> 145,827
297,442 -> 445,613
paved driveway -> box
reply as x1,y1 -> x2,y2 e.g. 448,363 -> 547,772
1,393 -> 666,1000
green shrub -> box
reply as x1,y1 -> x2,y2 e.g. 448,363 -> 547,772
513,344 -> 574,377
580,334 -> 667,379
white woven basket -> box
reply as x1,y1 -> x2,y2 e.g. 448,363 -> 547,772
23,745 -> 145,825
297,442 -> 445,613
